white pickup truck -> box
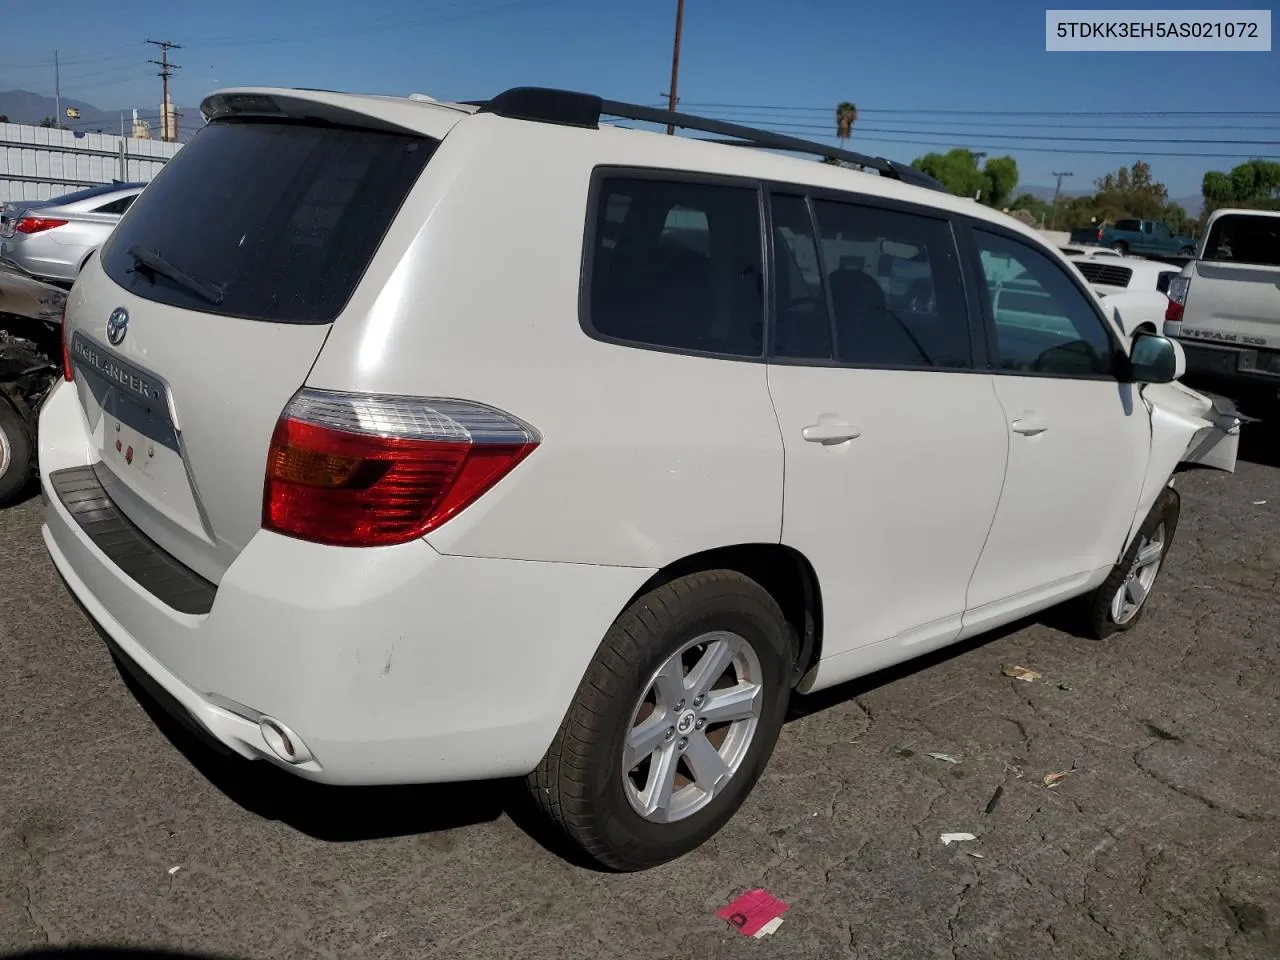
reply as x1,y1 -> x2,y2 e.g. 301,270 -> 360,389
1164,208 -> 1280,395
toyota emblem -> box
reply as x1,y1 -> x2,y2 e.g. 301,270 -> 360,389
106,307 -> 129,346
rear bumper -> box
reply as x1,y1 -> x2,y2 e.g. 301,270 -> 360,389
0,238 -> 74,283
1171,335 -> 1280,385
38,380 -> 652,785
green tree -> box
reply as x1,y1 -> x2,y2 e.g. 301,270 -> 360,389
39,116 -> 56,128
1009,192 -> 1053,226
0,115 -> 8,123
1093,162 -> 1168,220
982,156 -> 1019,209
834,101 -> 858,150
1162,202 -> 1193,237
1202,159 -> 1280,213
910,148 -> 1018,207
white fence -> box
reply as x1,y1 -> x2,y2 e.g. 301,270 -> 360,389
0,123 -> 182,204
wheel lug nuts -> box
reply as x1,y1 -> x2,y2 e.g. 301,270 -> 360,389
675,700 -> 685,711
695,718 -> 706,730
665,727 -> 675,740
677,737 -> 688,751
693,694 -> 705,707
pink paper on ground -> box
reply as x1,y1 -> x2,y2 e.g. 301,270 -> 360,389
717,889 -> 790,937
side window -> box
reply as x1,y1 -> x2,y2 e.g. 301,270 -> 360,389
812,199 -> 972,368
586,177 -> 764,357
973,228 -> 1117,378
770,194 -> 832,360
94,195 -> 136,216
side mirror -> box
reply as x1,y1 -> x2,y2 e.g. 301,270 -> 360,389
1129,332 -> 1184,384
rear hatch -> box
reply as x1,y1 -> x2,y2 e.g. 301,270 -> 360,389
63,97 -> 445,582
1179,211 -> 1280,351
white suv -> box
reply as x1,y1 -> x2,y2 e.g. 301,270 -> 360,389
40,86 -> 1233,871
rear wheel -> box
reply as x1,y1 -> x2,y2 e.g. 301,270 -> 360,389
526,570 -> 793,871
0,398 -> 33,506
1082,486 -> 1180,639
1111,241 -> 1129,255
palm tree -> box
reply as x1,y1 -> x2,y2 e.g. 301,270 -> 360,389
835,101 -> 858,149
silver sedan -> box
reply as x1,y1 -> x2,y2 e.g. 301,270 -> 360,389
0,182 -> 145,285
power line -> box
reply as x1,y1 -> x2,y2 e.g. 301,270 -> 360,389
3,46 -> 145,71
651,123 -> 1275,159
677,111 -> 1280,133
673,101 -> 1280,118
690,116 -> 1280,146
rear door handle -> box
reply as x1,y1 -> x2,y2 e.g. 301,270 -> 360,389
802,422 -> 861,444
1011,416 -> 1049,436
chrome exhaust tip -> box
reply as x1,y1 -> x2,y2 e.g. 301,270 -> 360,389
258,716 -> 313,765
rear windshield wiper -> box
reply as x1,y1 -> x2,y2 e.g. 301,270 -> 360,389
126,245 -> 225,306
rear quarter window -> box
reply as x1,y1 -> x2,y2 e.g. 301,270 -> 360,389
583,175 -> 765,358
101,118 -> 436,323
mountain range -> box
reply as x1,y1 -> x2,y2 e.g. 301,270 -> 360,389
0,89 -> 202,140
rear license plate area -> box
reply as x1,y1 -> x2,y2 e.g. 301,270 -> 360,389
70,331 -> 179,461
68,331 -> 209,538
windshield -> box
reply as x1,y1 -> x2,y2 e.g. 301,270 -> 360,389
1202,213 -> 1280,268
101,118 -> 437,324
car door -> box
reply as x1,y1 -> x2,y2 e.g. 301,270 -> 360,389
1150,221 -> 1174,254
960,223 -> 1150,636
765,191 -> 1008,688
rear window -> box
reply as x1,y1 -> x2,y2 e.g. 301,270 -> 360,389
1114,219 -> 1141,232
1202,213 -> 1280,268
101,119 -> 436,323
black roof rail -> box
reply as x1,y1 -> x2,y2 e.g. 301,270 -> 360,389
473,86 -> 948,193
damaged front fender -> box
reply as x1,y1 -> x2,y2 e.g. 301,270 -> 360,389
1118,380 -> 1250,558
1144,380 -> 1250,474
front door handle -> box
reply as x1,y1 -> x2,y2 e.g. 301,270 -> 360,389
1011,416 -> 1049,436
802,422 -> 861,444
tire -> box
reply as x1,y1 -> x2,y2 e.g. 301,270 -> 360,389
1082,486 -> 1180,640
1179,246 -> 1194,256
526,570 -> 794,871
0,398 -> 34,507
1111,242 -> 1128,255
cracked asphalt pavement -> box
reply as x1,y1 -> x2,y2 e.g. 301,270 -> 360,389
2,420 -> 1278,960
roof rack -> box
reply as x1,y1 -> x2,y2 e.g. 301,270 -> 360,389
471,87 -> 949,193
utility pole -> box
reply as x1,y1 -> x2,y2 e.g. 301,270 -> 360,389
54,50 -> 61,130
972,151 -> 987,201
146,39 -> 182,142
664,0 -> 685,134
1050,170 -> 1073,229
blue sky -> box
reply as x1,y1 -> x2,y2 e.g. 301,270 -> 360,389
4,0 -> 1277,198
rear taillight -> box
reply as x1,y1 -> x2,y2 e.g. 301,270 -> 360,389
1165,274 -> 1190,323
1096,225 -> 1103,241
15,216 -> 68,235
263,389 -> 540,548
60,303 -> 72,381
